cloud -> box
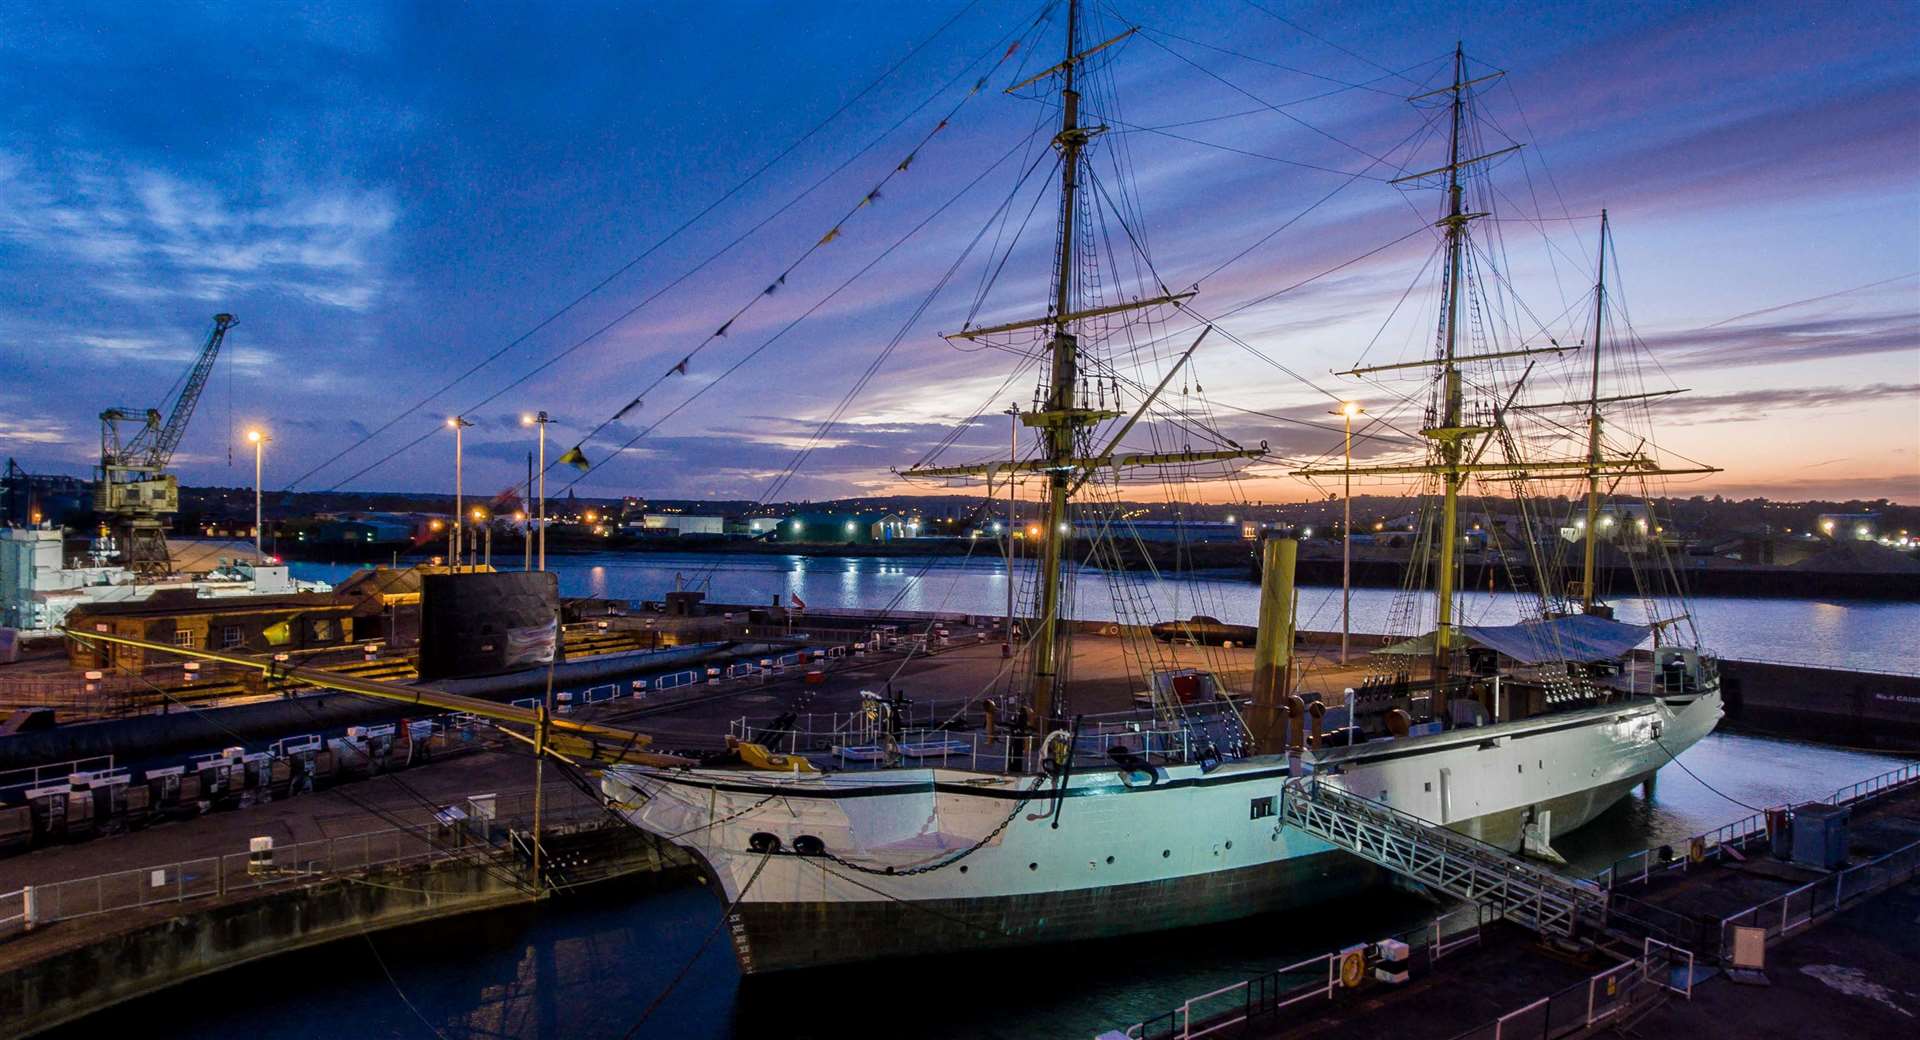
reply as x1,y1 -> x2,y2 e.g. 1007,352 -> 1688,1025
0,152 -> 396,313
0,417 -> 74,447
1663,382 -> 1920,425
1635,311 -> 1918,370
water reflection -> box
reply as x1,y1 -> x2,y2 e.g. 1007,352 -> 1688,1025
291,553 -> 1919,673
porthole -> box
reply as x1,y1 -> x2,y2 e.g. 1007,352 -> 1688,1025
1105,855 -> 1115,864
1162,849 -> 1171,858
959,865 -> 968,874
1028,862 -> 1038,871
1225,841 -> 1233,850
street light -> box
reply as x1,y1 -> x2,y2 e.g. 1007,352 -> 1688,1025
448,417 -> 473,569
1329,400 -> 1365,663
471,507 -> 491,567
246,429 -> 269,561
523,412 -> 554,570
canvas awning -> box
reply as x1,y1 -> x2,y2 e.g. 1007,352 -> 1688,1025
1372,614 -> 1650,665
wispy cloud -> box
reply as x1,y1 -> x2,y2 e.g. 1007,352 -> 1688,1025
1664,382 -> 1920,424
0,152 -> 395,312
1637,311 -> 1918,370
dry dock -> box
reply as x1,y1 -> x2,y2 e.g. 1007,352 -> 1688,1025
1111,764 -> 1920,1040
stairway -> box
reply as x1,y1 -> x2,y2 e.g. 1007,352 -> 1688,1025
1282,776 -> 1609,938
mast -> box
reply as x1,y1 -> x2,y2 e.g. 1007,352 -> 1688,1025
1429,43 -> 1473,688
909,6 -> 1264,722
1580,210 -> 1609,612
1030,0 -> 1087,722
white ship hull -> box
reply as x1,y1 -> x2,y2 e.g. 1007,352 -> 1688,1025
605,687 -> 1720,973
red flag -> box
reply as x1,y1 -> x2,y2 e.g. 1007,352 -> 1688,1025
790,593 -> 807,611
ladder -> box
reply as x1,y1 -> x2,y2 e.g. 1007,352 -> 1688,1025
1282,776 -> 1609,938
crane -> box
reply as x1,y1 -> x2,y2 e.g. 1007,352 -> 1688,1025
95,313 -> 236,576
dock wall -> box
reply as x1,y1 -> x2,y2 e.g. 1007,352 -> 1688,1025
1719,658 -> 1920,748
1,856 -> 526,1038
0,822 -> 694,1038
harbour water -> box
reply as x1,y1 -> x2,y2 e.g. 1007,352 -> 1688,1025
293,551 -> 1920,675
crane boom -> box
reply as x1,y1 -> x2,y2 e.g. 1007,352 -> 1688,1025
96,313 -> 236,576
152,313 -> 234,466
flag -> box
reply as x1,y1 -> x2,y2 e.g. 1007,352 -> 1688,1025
614,396 -> 643,419
672,357 -> 689,375
1002,41 -> 1020,59
818,226 -> 842,246
558,445 -> 591,472
896,151 -> 917,172
715,318 -> 733,337
789,593 -> 807,611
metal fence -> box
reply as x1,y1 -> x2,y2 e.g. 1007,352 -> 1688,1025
1447,938 -> 1692,1040
0,755 -> 116,796
0,785 -> 613,942
1594,761 -> 1920,894
1715,836 -> 1920,962
1121,905 -> 1482,1040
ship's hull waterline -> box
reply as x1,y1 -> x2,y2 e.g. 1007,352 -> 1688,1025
606,689 -> 1720,974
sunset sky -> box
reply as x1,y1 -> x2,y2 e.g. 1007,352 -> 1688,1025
2,1 -> 1915,507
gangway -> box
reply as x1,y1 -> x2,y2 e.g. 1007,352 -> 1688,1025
1282,776 -> 1609,939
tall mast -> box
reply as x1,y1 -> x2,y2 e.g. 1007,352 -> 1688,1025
1580,210 -> 1609,612
909,3 -> 1265,723
1429,43 -> 1472,687
1030,0 -> 1090,722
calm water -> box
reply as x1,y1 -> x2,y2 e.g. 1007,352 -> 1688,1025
100,554 -> 1902,1039
293,550 -> 1920,675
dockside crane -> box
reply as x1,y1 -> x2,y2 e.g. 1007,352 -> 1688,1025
96,313 -> 236,576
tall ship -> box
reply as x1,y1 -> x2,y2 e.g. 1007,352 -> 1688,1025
605,4 -> 1722,974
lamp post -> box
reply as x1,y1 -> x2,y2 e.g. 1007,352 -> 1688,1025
472,507 -> 491,568
1331,402 -> 1363,664
524,412 -> 554,570
245,429 -> 269,562
516,511 -> 529,570
448,417 -> 472,570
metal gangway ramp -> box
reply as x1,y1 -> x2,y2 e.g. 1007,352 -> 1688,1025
1282,777 -> 1609,938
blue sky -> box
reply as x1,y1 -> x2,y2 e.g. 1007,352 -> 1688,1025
2,0 -> 1915,506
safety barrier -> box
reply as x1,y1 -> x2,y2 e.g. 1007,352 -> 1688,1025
1597,761 -> 1920,893
653,669 -> 699,691
1121,910 -> 1470,1040
1446,937 -> 1691,1040
0,786 -> 608,942
1715,836 -> 1920,962
0,756 -> 116,796
1431,903 -> 1486,961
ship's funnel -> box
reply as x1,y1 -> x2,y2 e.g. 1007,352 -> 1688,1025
1246,536 -> 1297,752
